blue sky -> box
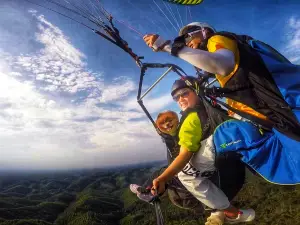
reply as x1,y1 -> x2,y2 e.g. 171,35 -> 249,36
0,0 -> 299,170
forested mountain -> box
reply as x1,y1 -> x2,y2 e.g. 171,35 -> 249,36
0,163 -> 299,225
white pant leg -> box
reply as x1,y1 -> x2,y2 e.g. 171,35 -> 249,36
177,135 -> 230,210
178,170 -> 230,209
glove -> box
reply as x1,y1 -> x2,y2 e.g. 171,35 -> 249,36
152,36 -> 171,52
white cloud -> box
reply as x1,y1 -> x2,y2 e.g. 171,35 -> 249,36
0,9 -> 167,170
120,93 -> 174,113
36,15 -> 85,66
284,17 -> 300,64
3,12 -> 103,96
0,69 -> 164,170
99,76 -> 136,103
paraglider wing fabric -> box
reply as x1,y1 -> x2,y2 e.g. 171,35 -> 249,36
249,40 -> 300,121
214,120 -> 300,185
163,0 -> 204,5
259,54 -> 300,120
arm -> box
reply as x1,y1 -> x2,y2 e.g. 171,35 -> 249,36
151,112 -> 201,195
144,34 -> 235,76
157,146 -> 193,183
164,45 -> 235,76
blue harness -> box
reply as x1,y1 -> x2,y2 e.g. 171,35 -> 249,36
214,120 -> 300,185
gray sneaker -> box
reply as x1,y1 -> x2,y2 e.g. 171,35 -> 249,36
137,192 -> 155,202
130,184 -> 154,203
129,184 -> 141,194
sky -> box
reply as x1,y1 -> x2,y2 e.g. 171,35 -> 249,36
0,0 -> 299,170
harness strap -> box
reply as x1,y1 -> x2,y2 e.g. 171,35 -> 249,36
212,97 -> 273,130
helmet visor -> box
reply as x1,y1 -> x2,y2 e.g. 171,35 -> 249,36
183,26 -> 202,35
184,30 -> 202,44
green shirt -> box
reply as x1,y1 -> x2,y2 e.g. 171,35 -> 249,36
178,112 -> 202,152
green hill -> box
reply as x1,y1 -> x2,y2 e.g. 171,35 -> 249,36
0,164 -> 298,225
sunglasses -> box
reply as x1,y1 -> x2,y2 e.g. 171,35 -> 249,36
184,29 -> 202,44
172,89 -> 190,102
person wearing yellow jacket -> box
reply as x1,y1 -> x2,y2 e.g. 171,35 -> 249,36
143,22 -> 300,141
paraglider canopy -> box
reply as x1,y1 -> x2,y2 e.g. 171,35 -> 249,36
163,0 -> 204,5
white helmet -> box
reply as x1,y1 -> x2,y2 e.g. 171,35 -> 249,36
179,22 -> 216,36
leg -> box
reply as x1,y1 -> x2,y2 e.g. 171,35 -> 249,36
214,152 -> 246,201
177,170 -> 230,210
168,176 -> 204,213
178,168 -> 255,224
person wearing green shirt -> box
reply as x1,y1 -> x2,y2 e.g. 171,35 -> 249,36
151,77 -> 255,225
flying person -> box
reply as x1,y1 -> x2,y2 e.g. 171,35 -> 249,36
143,22 -> 300,142
151,73 -> 300,224
131,79 -> 259,225
153,78 -> 259,224
131,71 -> 300,224
142,22 -> 300,187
